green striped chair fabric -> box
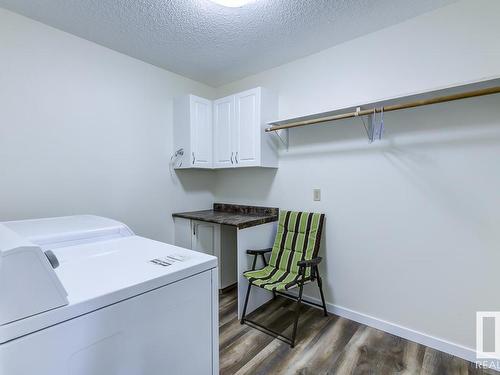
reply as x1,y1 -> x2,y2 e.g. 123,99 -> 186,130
244,210 -> 325,291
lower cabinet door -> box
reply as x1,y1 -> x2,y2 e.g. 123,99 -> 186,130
192,220 -> 220,257
192,221 -> 227,290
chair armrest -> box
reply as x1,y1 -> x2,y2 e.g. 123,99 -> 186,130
297,257 -> 322,267
246,248 -> 273,255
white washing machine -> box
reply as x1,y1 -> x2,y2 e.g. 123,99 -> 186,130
0,215 -> 219,375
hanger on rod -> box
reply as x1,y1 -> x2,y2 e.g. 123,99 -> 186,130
355,106 -> 384,143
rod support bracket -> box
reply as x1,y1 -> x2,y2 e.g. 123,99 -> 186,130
271,128 -> 289,150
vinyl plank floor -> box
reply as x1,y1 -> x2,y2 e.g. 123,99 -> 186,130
219,289 -> 495,375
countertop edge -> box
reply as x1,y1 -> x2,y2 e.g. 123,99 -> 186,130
172,212 -> 278,229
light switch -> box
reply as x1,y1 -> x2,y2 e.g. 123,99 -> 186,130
313,188 -> 321,201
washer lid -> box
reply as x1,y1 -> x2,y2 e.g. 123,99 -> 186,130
0,235 -> 217,344
2,215 -> 134,250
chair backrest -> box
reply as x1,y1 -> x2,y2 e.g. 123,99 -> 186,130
269,210 -> 325,277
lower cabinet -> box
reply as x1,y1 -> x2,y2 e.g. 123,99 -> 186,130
174,218 -> 237,290
192,220 -> 220,256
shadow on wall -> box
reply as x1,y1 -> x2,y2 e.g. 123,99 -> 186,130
309,219 -> 330,300
276,95 -> 500,232
173,169 -> 216,193
284,225 -> 331,302
214,167 -> 278,204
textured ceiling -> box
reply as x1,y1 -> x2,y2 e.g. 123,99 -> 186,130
0,0 -> 456,86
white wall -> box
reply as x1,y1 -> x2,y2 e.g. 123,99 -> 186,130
0,9 -> 215,242
214,0 -> 500,356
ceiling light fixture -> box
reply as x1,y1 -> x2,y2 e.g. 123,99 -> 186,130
209,0 -> 256,8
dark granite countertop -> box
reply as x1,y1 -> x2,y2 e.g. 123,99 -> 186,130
172,203 -> 278,229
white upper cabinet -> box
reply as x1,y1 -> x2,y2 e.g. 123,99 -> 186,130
213,96 -> 235,168
174,87 -> 278,169
191,96 -> 212,167
214,87 -> 279,169
173,95 -> 213,169
234,89 -> 259,167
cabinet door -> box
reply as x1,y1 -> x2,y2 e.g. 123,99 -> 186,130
234,88 -> 260,167
192,221 -> 221,289
190,96 -> 213,168
213,96 -> 235,168
192,221 -> 219,257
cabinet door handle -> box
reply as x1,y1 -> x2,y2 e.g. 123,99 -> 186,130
193,224 -> 196,236
192,152 -> 195,164
235,152 -> 239,164
230,152 -> 234,164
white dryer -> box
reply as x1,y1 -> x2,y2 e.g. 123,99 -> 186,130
0,215 -> 218,375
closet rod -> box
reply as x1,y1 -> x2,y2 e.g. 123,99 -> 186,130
265,86 -> 500,132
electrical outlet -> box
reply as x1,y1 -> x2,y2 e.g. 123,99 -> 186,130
313,188 -> 321,201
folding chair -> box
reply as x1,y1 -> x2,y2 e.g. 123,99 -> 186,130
240,210 -> 327,348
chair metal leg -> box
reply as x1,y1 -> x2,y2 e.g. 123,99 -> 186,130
240,281 -> 252,325
251,255 -> 258,271
290,281 -> 304,348
315,266 -> 328,317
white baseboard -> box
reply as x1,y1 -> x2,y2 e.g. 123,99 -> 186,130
329,303 -> 476,362
290,293 -> 478,363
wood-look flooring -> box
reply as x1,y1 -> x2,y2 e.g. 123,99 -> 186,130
219,289 -> 494,375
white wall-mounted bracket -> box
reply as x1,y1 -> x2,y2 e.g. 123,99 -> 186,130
271,128 -> 289,151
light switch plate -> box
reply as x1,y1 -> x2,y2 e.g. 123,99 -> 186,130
313,188 -> 321,201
